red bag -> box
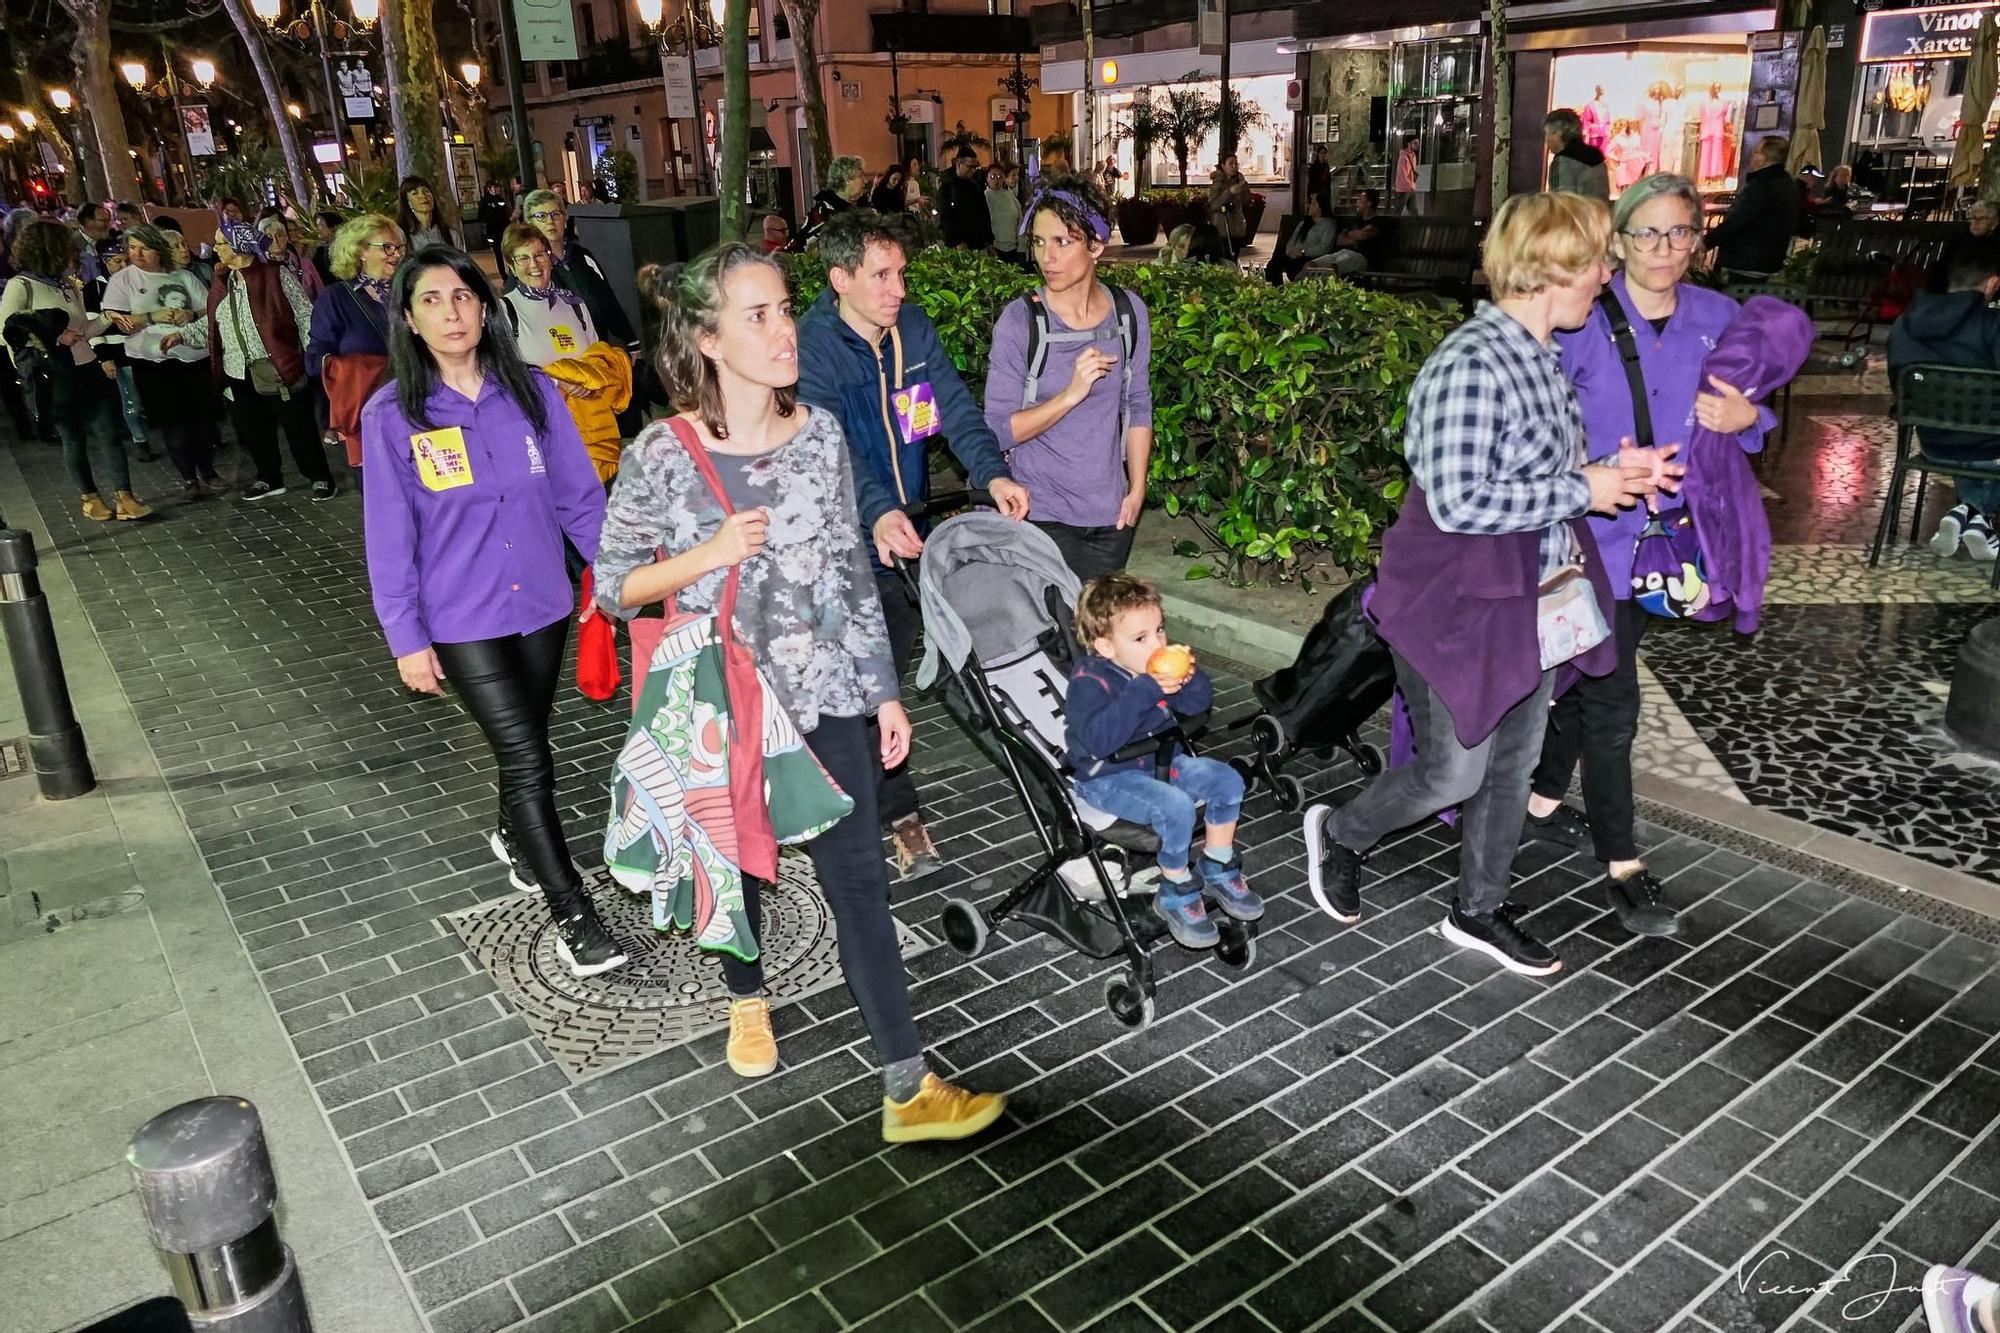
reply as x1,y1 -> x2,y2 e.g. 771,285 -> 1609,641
575,569 -> 619,701
624,418 -> 777,881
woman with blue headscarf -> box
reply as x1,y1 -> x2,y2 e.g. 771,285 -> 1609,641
204,221 -> 337,502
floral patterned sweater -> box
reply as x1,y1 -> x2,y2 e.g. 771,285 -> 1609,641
593,407 -> 898,733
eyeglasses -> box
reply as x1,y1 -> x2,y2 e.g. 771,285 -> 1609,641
527,209 -> 562,222
366,241 -> 406,255
511,252 -> 550,267
1621,225 -> 1699,253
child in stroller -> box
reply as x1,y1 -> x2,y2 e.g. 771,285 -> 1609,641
1066,573 -> 1263,949
907,495 -> 1259,1030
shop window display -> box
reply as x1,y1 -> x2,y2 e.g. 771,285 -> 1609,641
1548,46 -> 1752,196
1095,74 -> 1294,189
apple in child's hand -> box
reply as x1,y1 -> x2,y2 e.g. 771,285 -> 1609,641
1147,645 -> 1194,683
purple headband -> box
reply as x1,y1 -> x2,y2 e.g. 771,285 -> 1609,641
1020,189 -> 1110,243
218,221 -> 268,258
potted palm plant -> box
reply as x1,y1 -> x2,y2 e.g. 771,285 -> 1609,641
1112,100 -> 1161,244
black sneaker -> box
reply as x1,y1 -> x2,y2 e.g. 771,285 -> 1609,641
1603,868 -> 1680,937
1303,803 -> 1363,924
1440,902 -> 1562,976
554,902 -> 627,978
244,480 -> 286,502
310,480 -> 337,501
489,825 -> 538,893
1523,803 -> 1593,850
180,477 -> 202,499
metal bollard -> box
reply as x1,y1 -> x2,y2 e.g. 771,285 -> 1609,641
0,527 -> 95,799
127,1098 -> 313,1333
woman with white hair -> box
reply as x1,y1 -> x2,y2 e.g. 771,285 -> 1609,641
1519,172 -> 1769,937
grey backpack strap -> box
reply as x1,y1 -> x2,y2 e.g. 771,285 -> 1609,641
1108,285 -> 1137,452
1021,290 -> 1049,409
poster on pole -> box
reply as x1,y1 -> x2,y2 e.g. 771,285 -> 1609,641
1198,0 -> 1226,56
663,55 -> 696,119
182,105 -> 217,156
514,0 -> 579,62
449,142 -> 478,204
337,59 -> 377,122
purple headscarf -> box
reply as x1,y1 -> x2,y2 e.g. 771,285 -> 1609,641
217,221 -> 268,260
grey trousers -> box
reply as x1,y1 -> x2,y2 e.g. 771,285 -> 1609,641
1331,650 -> 1557,918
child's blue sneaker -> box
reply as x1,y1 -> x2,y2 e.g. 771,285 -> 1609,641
1198,850 -> 1265,923
1153,878 -> 1220,949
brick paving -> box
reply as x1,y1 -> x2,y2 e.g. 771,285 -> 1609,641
9,432 -> 2000,1333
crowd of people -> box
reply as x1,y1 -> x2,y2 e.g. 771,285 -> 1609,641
5,137 -> 1990,1161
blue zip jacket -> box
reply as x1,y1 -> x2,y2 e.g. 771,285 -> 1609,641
795,286 -> 1012,567
1066,655 -> 1214,778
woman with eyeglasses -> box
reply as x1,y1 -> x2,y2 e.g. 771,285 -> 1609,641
518,189 -> 633,352
308,214 -> 405,492
1520,175 -> 1771,938
499,224 -> 631,481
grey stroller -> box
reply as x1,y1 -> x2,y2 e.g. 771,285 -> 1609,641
904,497 -> 1257,1030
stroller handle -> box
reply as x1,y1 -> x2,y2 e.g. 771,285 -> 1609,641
898,487 -> 996,527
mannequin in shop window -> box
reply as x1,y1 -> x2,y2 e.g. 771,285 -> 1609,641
1581,86 -> 1611,154
1609,120 -> 1648,192
1699,84 -> 1735,186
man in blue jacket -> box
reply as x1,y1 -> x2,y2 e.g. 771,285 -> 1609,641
797,208 -> 1031,882
1888,239 -> 2000,562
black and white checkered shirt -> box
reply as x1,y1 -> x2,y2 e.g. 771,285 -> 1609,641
1403,301 -> 1592,577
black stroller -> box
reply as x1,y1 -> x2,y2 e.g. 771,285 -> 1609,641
1228,578 -> 1396,813
898,495 -> 1257,1030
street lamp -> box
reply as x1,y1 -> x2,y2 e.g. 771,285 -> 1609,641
0,124 -> 15,141
189,59 -> 218,90
48,89 -> 73,112
636,0 -> 722,194
16,110 -> 36,131
459,61 -> 482,89
253,0 -> 378,180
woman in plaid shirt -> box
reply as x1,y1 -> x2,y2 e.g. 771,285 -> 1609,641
1305,192 -> 1678,977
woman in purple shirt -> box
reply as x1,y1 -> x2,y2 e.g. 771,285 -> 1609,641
1524,173 -> 1771,936
360,246 -> 624,978
983,173 -> 1154,584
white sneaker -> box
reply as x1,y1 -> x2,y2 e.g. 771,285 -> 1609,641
1964,515 -> 1998,562
1932,504 -> 1972,558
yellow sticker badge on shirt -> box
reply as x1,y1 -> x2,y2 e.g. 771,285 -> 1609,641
411,427 -> 476,491
549,324 -> 578,354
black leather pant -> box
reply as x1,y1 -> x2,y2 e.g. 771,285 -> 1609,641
433,616 -> 581,909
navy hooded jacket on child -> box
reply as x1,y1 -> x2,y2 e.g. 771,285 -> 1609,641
1066,655 -> 1214,779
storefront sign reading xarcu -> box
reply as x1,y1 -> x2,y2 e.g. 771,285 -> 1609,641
1858,1 -> 1998,63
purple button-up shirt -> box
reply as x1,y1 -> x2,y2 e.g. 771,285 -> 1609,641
1557,273 -> 1774,599
362,372 -> 605,658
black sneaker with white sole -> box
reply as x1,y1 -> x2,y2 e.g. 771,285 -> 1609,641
489,825 -> 538,893
1603,868 -> 1679,936
1303,802 -> 1364,924
244,480 -> 286,502
1440,902 -> 1562,976
554,902 -> 627,977
310,480 -> 337,501
1522,803 -> 1592,850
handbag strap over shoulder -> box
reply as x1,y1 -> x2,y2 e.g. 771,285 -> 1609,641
1595,288 -> 1654,450
664,415 -> 743,634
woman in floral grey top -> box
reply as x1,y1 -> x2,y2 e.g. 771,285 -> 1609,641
594,242 -> 1007,1144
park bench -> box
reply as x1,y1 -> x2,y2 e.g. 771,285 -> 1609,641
1351,215 -> 1481,307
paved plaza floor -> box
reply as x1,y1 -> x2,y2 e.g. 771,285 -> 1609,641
0,359 -> 1997,1333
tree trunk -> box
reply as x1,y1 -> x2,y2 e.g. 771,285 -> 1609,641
382,0 -> 446,188
719,0 -> 750,237
217,0 -> 318,208
779,0 -> 831,196
75,105 -> 112,202
1488,0 -> 1512,214
61,0 -> 141,200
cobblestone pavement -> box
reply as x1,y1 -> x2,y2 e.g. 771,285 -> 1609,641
7,427 -> 2000,1333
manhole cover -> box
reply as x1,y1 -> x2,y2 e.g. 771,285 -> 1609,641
0,738 -> 27,780
448,851 -> 930,1080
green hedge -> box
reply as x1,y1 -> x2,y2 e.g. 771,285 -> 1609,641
784,248 -> 1453,579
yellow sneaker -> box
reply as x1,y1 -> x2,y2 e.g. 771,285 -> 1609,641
80,493 -> 112,521
726,997 -> 777,1078
882,1074 -> 1007,1144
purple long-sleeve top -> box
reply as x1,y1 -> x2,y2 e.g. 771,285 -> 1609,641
1556,273 -> 1775,599
361,372 -> 606,658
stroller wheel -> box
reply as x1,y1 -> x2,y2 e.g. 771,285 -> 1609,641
1251,713 -> 1292,760
1839,349 -> 1865,369
941,899 -> 988,958
1273,774 -> 1305,813
1216,921 -> 1257,970
1104,972 -> 1155,1030
1353,743 -> 1384,778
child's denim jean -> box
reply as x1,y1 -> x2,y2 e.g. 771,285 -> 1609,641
1075,755 -> 1244,874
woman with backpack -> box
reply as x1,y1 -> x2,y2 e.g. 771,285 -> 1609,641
592,241 -> 1008,1143
1,218 -> 152,520
982,173 -> 1153,584
1521,173 -> 1769,938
